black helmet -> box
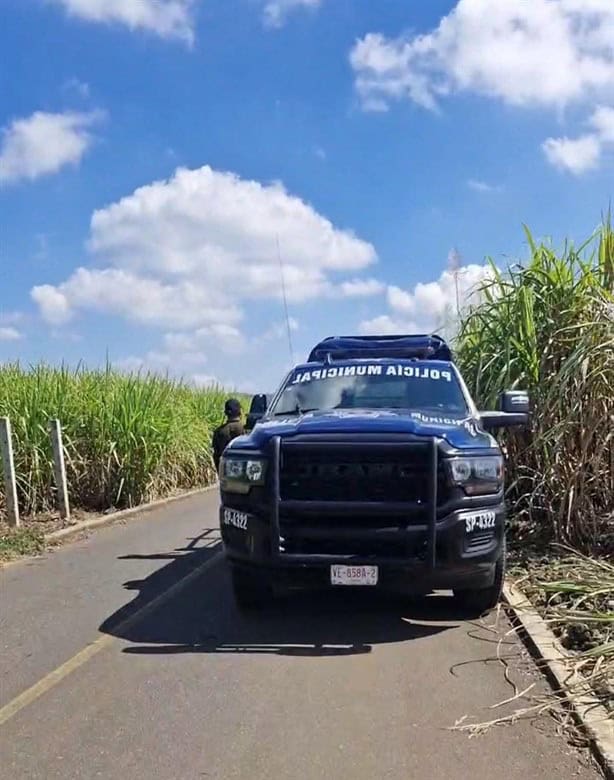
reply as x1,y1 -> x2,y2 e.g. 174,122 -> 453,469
225,398 -> 241,418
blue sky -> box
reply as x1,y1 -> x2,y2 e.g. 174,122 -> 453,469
1,0 -> 613,392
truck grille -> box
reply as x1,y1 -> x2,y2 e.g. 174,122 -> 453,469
280,446 -> 430,503
276,439 -> 437,560
279,535 -> 429,559
465,529 -> 495,552
279,512 -> 424,530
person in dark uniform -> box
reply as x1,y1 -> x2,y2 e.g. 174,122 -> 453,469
212,398 -> 245,471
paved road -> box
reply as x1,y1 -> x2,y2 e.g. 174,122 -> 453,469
0,492 -> 600,779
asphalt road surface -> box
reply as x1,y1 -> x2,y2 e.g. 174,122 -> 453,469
0,492 -> 601,779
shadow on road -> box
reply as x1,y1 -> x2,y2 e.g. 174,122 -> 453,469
100,528 -> 222,631
100,531 -> 459,658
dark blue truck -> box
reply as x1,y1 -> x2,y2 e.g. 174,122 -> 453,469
219,334 -> 529,614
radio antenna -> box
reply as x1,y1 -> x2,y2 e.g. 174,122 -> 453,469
276,234 -> 296,366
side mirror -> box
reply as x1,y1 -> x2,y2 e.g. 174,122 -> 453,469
245,394 -> 269,431
499,390 -> 530,415
479,390 -> 530,431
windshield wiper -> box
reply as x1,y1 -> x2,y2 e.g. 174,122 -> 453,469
273,404 -> 319,417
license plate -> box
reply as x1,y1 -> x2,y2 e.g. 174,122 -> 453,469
330,565 -> 378,586
462,510 -> 496,534
222,508 -> 248,530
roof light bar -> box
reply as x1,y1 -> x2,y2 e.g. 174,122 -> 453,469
307,334 -> 453,363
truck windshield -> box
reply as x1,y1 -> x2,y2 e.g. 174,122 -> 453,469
271,362 -> 468,416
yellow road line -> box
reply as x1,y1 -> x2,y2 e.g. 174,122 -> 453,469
0,550 -> 224,728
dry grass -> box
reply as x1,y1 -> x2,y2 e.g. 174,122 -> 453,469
454,217 -> 613,737
510,549 -> 613,714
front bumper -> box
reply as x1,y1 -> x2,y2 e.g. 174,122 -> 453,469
220,435 -> 505,593
220,503 -> 505,592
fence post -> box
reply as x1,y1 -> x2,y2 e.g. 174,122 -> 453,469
0,417 -> 20,528
48,419 -> 70,521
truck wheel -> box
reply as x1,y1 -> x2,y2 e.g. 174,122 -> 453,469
231,567 -> 271,611
453,539 -> 506,616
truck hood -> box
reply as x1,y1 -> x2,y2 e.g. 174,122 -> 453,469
229,408 -> 497,451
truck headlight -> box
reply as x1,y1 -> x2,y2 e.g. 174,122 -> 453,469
221,456 -> 267,493
446,456 -> 503,495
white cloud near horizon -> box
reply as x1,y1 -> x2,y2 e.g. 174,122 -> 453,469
590,105 -> 614,142
115,318 -> 296,390
114,357 -> 257,394
262,0 -> 321,28
114,347 -> 207,376
261,317 -> 299,341
0,311 -> 24,326
0,327 -> 23,342
162,324 -> 245,355
31,267 -> 244,330
50,0 -> 196,44
338,278 -> 386,297
359,264 -> 494,338
350,0 -> 614,173
0,110 -> 103,185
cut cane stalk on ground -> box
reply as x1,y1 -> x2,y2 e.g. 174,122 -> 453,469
450,218 -> 613,757
509,551 -> 613,712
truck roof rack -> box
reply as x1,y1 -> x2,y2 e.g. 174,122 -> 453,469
307,334 -> 453,363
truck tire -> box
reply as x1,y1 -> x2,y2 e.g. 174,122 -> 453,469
231,566 -> 271,611
453,538 -> 506,616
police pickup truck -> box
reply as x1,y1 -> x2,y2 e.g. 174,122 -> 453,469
219,334 -> 529,614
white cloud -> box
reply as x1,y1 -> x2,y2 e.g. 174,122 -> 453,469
351,1 -> 614,171
62,78 -> 91,98
162,324 -> 245,355
51,0 -> 195,44
30,284 -> 73,325
467,179 -> 501,193
126,318 -> 297,384
0,327 -> 22,342
359,264 -> 494,339
190,373 -> 221,388
359,314 -> 420,337
51,329 -> 82,343
113,359 -> 238,392
31,165 -> 377,365
542,104 -> 614,174
0,110 -> 103,185
0,311 -> 24,326
262,317 -> 299,341
114,346 -> 208,378
83,165 -> 375,302
542,134 -> 602,174
262,0 -> 321,28
116,360 -> 248,393
351,1 -> 614,112
590,105 -> 614,142
338,278 -> 386,297
30,166 -> 379,389
313,145 -> 327,160
33,234 -> 49,262
32,267 -> 242,329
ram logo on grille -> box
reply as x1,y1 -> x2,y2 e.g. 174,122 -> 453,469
296,463 -> 408,480
280,446 -> 431,503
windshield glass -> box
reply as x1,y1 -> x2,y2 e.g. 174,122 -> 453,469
271,362 -> 468,416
